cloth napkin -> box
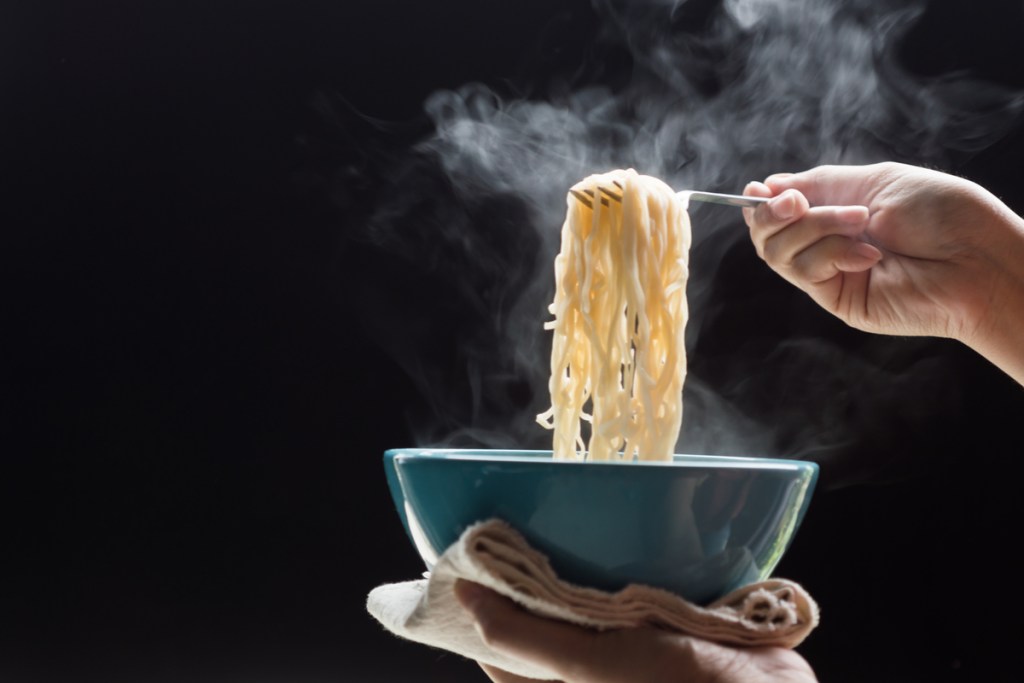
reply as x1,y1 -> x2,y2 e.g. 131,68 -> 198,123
367,519 -> 819,681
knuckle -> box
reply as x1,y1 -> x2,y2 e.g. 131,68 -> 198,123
871,160 -> 903,182
472,611 -> 508,648
761,236 -> 784,265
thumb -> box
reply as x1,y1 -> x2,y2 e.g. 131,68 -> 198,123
454,580 -> 600,680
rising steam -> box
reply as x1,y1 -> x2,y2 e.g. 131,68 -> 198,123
339,0 -> 1024,488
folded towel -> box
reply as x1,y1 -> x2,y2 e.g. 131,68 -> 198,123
367,519 -> 819,680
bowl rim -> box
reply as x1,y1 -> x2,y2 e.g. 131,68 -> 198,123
385,448 -> 817,472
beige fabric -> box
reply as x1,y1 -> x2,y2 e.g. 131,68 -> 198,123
367,519 -> 819,681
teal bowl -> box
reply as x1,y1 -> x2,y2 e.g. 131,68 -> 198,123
385,448 -> 817,605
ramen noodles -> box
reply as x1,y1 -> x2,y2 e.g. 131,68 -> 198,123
537,169 -> 691,461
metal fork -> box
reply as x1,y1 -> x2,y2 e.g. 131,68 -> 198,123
570,180 -> 769,209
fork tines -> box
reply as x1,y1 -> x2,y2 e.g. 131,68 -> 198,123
569,184 -> 623,209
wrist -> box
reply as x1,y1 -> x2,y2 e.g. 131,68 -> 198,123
958,190 -> 1024,386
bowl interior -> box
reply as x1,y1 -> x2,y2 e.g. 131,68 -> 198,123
385,448 -> 817,604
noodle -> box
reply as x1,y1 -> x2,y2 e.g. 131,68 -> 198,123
537,169 -> 691,462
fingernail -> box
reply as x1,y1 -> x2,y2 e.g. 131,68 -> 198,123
769,192 -> 797,220
851,242 -> 882,262
764,173 -> 795,189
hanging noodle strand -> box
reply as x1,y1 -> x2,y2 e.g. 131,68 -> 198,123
537,169 -> 691,462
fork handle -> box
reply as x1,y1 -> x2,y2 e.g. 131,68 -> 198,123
680,191 -> 769,209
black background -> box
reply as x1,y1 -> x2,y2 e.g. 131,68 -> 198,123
3,1 -> 1024,682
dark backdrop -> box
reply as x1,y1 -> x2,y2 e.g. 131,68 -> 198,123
3,1 -> 1024,682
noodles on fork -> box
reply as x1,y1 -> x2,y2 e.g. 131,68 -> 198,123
537,169 -> 692,461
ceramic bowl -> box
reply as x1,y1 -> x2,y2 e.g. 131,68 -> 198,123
385,448 -> 817,604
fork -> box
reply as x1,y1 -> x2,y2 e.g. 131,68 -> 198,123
570,180 -> 769,209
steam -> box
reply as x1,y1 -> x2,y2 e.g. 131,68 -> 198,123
340,0 -> 1024,487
